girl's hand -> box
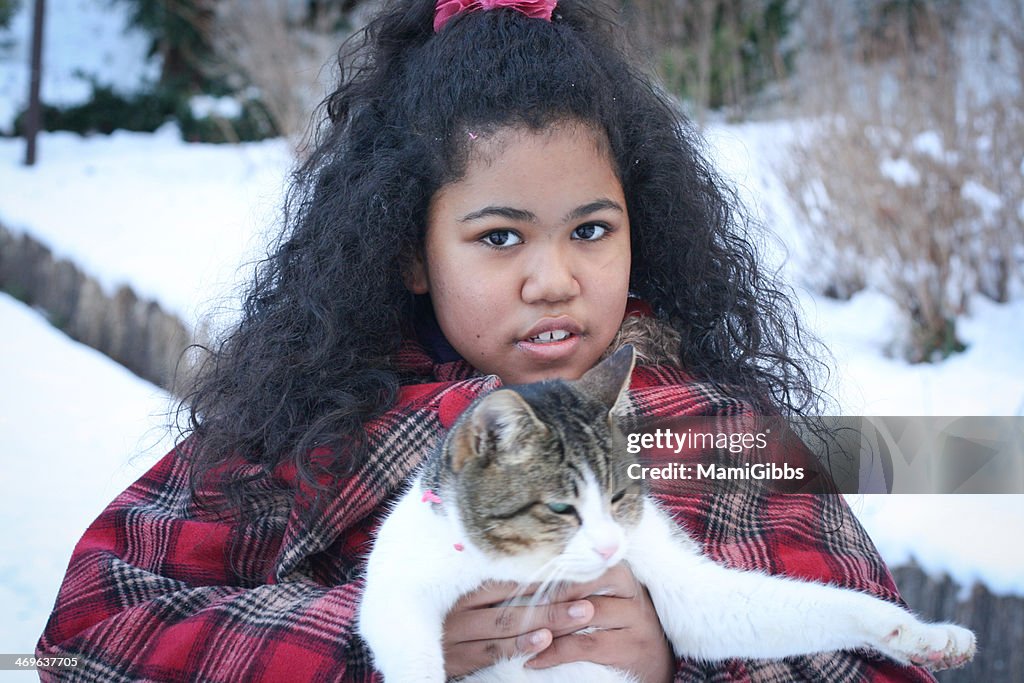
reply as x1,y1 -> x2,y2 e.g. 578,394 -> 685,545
442,580 -> 597,678
442,565 -> 676,683
525,564 -> 676,683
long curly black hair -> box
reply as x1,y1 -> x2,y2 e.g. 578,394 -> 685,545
179,0 -> 830,516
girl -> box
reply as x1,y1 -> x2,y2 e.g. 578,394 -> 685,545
38,1 -> 936,681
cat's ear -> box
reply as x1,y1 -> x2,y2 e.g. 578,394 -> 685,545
576,345 -> 635,416
450,390 -> 545,472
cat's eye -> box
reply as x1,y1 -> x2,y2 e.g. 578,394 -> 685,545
546,502 -> 576,515
611,490 -> 627,504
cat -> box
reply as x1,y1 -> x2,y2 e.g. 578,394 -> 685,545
357,346 -> 976,682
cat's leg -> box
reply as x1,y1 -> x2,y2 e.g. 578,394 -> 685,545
872,616 -> 976,669
627,501 -> 975,668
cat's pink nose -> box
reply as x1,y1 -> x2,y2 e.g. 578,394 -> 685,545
595,544 -> 619,560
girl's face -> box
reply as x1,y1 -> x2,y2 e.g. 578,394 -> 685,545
408,123 -> 631,385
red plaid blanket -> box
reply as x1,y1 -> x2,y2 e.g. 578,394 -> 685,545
37,349 -> 935,682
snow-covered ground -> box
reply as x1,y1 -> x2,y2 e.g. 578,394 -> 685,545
0,293 -> 173,676
0,125 -> 293,326
846,494 -> 1024,600
1,0 -> 1022,676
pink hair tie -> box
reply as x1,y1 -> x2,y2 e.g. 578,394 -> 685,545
434,0 -> 558,33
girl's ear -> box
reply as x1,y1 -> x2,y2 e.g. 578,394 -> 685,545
403,249 -> 429,294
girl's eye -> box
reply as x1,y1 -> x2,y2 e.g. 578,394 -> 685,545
481,230 -> 522,247
547,502 -> 576,515
572,223 -> 608,241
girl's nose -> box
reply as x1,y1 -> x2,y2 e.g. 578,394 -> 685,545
521,245 -> 581,304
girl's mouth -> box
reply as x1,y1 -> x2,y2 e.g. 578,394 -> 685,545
517,318 -> 584,362
529,330 -> 572,343
517,333 -> 580,362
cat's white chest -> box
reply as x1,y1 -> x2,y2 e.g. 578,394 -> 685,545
357,479 -> 642,683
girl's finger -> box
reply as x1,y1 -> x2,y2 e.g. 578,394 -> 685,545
445,628 -> 552,678
524,629 -> 618,669
446,599 -> 594,641
582,594 -> 635,629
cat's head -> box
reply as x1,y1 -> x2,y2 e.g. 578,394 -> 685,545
442,346 -> 643,581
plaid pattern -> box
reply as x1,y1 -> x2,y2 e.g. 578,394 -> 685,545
38,346 -> 935,682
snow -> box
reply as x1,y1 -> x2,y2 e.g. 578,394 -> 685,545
0,0 -> 160,133
845,495 -> 1024,600
912,130 -> 946,161
0,293 -> 172,673
0,126 -> 294,327
962,179 -> 1003,224
190,94 -> 245,120
799,290 -> 1024,416
880,156 -> 921,187
0,0 -> 1022,672
703,119 -> 808,272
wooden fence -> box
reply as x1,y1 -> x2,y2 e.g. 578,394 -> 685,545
893,562 -> 1023,682
0,223 -> 193,393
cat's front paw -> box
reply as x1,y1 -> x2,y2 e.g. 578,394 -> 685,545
881,621 -> 976,670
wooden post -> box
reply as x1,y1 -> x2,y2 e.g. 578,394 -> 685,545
24,0 -> 46,166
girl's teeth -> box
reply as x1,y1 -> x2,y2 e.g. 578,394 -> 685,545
531,330 -> 571,343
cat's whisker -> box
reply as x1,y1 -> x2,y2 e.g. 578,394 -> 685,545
509,565 -> 570,631
487,560 -> 567,636
491,557 -> 558,615
527,568 -> 563,609
508,558 -> 561,607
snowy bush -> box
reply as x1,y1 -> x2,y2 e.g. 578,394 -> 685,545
784,0 -> 1023,362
